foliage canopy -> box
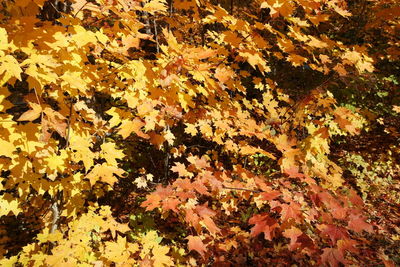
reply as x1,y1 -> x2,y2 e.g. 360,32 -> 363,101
0,0 -> 399,266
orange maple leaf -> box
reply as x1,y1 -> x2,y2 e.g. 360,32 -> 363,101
187,235 -> 207,258
17,102 -> 42,121
282,226 -> 303,251
171,162 -> 193,178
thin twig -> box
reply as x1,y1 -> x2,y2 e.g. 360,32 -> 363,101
169,0 -> 173,17
222,185 -> 263,193
50,200 -> 60,233
49,1 -> 61,13
64,98 -> 73,148
148,152 -> 157,169
153,17 -> 160,54
164,125 -> 170,181
73,1 -> 88,18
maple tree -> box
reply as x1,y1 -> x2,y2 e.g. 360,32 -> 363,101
0,0 -> 399,266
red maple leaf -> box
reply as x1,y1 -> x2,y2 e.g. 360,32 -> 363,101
275,202 -> 302,222
260,191 -> 281,201
321,248 -> 346,267
348,214 -> 373,233
318,224 -> 349,244
248,213 -> 279,240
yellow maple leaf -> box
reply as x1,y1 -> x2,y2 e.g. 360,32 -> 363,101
0,139 -> 15,158
36,228 -> 63,243
69,132 -> 95,171
239,51 -> 270,73
118,119 -> 149,139
164,130 -> 175,145
0,195 -> 22,216
71,25 -> 97,47
0,55 -> 22,85
184,123 -> 198,136
102,237 -> 133,263
86,163 -> 125,186
140,231 -> 162,257
142,0 -> 167,14
45,153 -> 67,172
152,245 -> 173,267
0,27 -> 9,50
307,36 -> 328,48
100,142 -> 125,166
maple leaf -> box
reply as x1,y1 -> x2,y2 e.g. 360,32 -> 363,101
98,206 -> 131,238
321,247 -> 346,267
0,27 -> 9,50
17,102 -> 42,121
102,237 -> 134,263
0,55 -> 22,85
248,213 -> 279,241
184,123 -> 198,136
201,215 -> 220,235
43,108 -> 67,138
142,0 -> 167,14
283,227 -> 303,251
329,201 -> 348,220
0,196 -> 22,216
187,155 -> 209,169
86,163 -> 125,186
42,149 -> 68,180
163,130 -> 175,145
347,214 -> 373,233
287,54 -> 308,67
337,239 -> 358,254
192,181 -> 210,195
162,197 -> 181,213
274,202 -> 302,223
318,224 -> 349,244
334,107 -> 360,135
260,191 -> 281,201
238,51 -> 270,73
100,142 -> 125,166
152,245 -> 173,267
171,162 -> 193,178
0,139 -> 15,158
141,192 -> 162,211
284,166 -> 305,178
69,132 -> 95,171
214,66 -> 234,84
184,208 -> 200,229
307,36 -> 328,48
173,178 -> 193,191
134,175 -> 149,189
118,119 -> 149,139
187,235 -> 207,258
